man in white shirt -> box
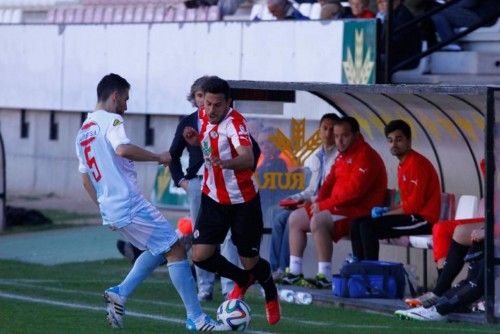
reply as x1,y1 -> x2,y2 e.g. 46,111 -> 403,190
270,113 -> 338,280
75,73 -> 228,332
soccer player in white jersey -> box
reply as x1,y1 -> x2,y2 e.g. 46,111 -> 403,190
75,73 -> 229,331
183,76 -> 281,325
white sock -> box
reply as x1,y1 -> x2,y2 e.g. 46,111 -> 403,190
289,256 -> 303,275
318,262 -> 332,279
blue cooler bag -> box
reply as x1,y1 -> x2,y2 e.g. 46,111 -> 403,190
332,260 -> 414,299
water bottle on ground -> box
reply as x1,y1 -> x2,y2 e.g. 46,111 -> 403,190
294,291 -> 313,305
278,289 -> 313,305
279,289 -> 295,303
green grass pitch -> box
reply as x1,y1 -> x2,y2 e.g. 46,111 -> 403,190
0,259 -> 497,334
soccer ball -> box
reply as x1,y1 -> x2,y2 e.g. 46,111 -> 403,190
216,299 -> 251,331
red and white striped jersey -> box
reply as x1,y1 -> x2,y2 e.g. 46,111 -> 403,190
198,107 -> 258,205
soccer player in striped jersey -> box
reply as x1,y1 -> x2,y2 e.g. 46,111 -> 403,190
184,76 -> 281,325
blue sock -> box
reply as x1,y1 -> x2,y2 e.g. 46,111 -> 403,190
168,260 -> 203,320
118,251 -> 164,299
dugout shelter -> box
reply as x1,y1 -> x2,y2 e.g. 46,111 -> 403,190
228,81 -> 499,323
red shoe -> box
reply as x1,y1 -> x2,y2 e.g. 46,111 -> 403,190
227,274 -> 255,300
265,297 -> 281,325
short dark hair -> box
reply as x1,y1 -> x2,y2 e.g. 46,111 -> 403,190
187,75 -> 210,106
97,73 -> 130,102
320,113 -> 340,125
385,119 -> 411,140
201,76 -> 231,100
336,116 -> 360,133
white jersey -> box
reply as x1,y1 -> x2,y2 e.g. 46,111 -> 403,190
75,110 -> 144,228
289,145 -> 337,201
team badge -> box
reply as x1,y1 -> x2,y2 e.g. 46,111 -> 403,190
210,130 -> 218,139
113,119 -> 123,126
193,229 -> 199,239
238,124 -> 249,135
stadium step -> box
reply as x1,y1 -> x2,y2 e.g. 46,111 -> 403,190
430,51 -> 500,75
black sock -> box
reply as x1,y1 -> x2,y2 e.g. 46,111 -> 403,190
437,267 -> 443,280
433,240 -> 469,296
251,258 -> 277,302
193,252 -> 248,286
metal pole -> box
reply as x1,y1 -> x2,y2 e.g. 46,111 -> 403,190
384,0 -> 393,83
484,88 -> 497,323
0,131 -> 5,232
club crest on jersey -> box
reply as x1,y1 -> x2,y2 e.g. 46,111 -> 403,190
238,124 -> 249,135
210,130 -> 218,139
78,121 -> 100,146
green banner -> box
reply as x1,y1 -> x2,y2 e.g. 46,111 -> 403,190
342,20 -> 377,84
151,166 -> 189,210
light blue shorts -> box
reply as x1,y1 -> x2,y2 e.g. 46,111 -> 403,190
119,202 -> 178,256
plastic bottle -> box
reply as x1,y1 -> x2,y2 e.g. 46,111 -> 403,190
279,289 -> 295,303
294,291 -> 313,305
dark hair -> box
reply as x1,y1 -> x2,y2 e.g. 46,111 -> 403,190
201,76 -> 231,100
320,113 -> 340,125
187,76 -> 210,106
97,73 -> 130,102
385,119 -> 411,140
336,116 -> 360,133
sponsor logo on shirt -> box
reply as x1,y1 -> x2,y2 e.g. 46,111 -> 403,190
78,121 -> 100,146
113,119 -> 123,127
201,141 -> 212,165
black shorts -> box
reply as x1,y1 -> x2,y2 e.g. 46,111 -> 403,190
193,193 -> 263,257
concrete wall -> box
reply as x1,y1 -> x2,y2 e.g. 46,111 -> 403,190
0,109 -> 181,198
0,20 -> 348,115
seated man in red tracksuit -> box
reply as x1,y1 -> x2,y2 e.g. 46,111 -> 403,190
282,116 -> 387,289
350,119 -> 441,261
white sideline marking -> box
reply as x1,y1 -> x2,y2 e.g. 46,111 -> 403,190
1,281 -> 498,333
0,291 -> 271,334
0,280 -> 329,326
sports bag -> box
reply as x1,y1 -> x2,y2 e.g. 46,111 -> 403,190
332,260 -> 415,299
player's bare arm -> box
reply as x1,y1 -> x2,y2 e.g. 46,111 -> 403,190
115,143 -> 171,166
81,173 -> 98,206
211,145 -> 254,170
183,126 -> 200,146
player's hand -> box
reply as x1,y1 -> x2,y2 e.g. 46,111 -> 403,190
371,206 -> 389,218
183,126 -> 200,146
179,179 -> 189,191
471,228 -> 485,242
210,156 -> 228,169
158,151 -> 171,166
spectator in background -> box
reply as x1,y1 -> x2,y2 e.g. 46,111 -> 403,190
269,114 -> 339,281
268,0 -> 310,20
349,0 -> 375,18
376,0 -> 422,77
431,0 -> 499,51
282,117 -> 387,289
319,0 -> 345,19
